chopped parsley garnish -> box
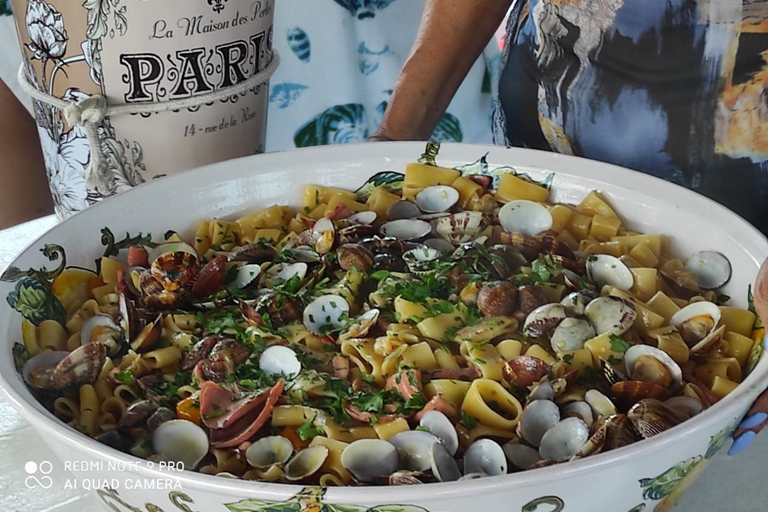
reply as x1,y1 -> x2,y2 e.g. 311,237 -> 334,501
114,370 -> 134,386
561,353 -> 574,363
297,414 -> 325,441
415,425 -> 431,432
460,411 -> 478,429
609,334 -> 630,353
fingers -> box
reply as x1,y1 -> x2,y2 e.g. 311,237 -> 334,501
729,388 -> 768,455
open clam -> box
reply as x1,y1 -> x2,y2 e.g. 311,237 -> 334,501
664,396 -> 704,420
628,399 -> 681,439
148,242 -> 197,265
312,218 -> 336,254
388,430 -> 440,472
560,292 -> 590,316
584,296 -> 636,336
502,356 -> 550,388
303,295 -> 350,335
523,303 -> 567,338
550,318 -> 595,354
403,246 -> 442,274
685,251 -> 731,290
23,342 -> 107,391
669,301 -> 725,355
341,439 -> 398,482
338,244 -> 374,272
231,264 -> 263,289
416,185 -> 460,213
430,443 -> 461,482
498,200 -> 553,235
584,389 -> 618,419
464,439 -> 507,476
610,381 -> 669,411
503,442 -> 542,471
624,345 -> 683,390
80,314 -> 124,356
419,410 -> 459,455
348,211 -> 377,225
259,346 -> 302,378
284,446 -> 329,481
152,419 -> 209,470
586,254 -> 633,291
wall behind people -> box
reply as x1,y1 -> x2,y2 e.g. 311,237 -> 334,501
266,0 -> 500,151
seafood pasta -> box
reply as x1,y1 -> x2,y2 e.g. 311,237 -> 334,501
14,148 -> 762,485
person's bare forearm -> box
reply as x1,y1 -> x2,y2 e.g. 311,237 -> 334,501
374,0 -> 512,141
0,79 -> 53,229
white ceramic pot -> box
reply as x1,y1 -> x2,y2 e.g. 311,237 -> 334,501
1,142 -> 766,512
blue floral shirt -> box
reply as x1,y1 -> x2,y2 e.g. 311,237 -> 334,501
267,0 -> 500,151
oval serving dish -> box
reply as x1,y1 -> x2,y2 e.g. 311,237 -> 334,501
1,142 -> 766,512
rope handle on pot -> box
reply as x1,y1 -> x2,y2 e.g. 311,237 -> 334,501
17,50 -> 280,193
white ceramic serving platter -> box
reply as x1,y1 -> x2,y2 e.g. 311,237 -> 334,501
1,142 -> 766,512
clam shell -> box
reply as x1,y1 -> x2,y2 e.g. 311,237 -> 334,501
245,436 -> 293,469
572,414 -> 636,459
50,342 -> 107,390
403,246 -> 442,273
550,318 -> 595,354
434,212 -> 488,244
502,356 -> 550,388
388,430 -> 440,472
22,351 -> 68,389
664,396 -> 704,420
416,185 -> 460,213
347,211 -> 377,225
380,219 -> 432,241
560,292 -> 589,316
430,443 -> 461,482
685,251 -> 731,290
628,399 -> 681,439
584,296 -> 636,336
387,201 -> 422,221
502,442 -> 542,471
340,308 -> 380,340
148,242 -> 197,265
80,314 -> 123,355
669,301 -> 722,348
538,417 -> 589,462
610,380 -> 669,411
586,254 -> 634,291
337,244 -> 374,273
231,264 -> 263,289
519,400 -> 561,447
624,345 -> 683,390
463,439 -> 507,476
130,314 -> 163,353
303,295 -> 350,335
499,200 -> 553,236
528,381 -> 555,403
584,389 -> 618,419
562,400 -> 594,428
284,445 -> 329,481
523,303 -> 567,338
152,419 -> 209,469
423,238 -> 455,254
341,439 -> 398,482
259,346 -> 302,378
419,410 -> 459,455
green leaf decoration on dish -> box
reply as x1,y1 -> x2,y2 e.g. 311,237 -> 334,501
745,284 -> 764,375
418,142 -> 441,166
638,456 -> 702,501
101,227 -> 156,258
6,277 -> 66,326
1,244 -> 67,284
705,420 -> 739,459
368,506 -> 430,512
0,0 -> 11,16
430,113 -> 463,142
454,154 -> 489,176
355,171 -> 404,202
294,104 -> 369,148
225,499 -> 302,512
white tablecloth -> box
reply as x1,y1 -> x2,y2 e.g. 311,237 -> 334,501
0,216 -> 766,511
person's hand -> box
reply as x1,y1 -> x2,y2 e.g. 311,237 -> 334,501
729,258 -> 768,455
